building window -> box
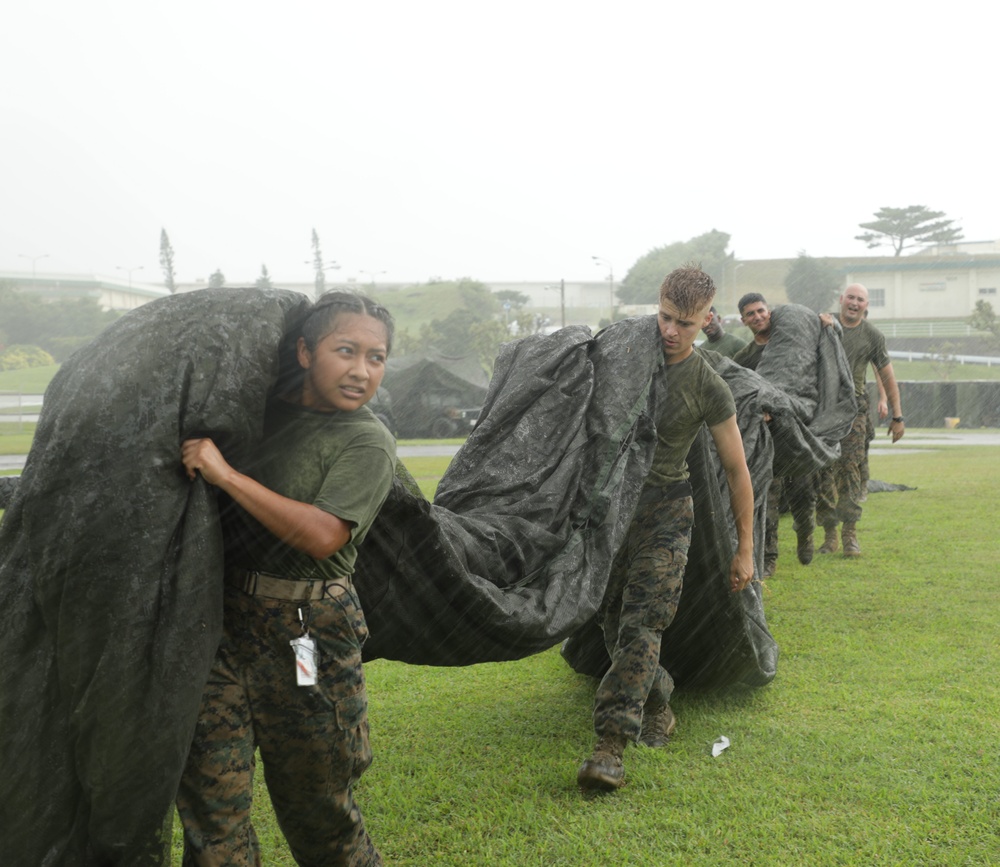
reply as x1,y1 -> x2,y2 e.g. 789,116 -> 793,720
918,282 -> 946,292
868,288 -> 885,307
979,287 -> 997,296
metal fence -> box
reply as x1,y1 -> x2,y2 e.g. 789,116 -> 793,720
876,320 -> 990,338
889,350 -> 999,368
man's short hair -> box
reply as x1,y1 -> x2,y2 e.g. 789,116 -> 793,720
659,265 -> 716,315
738,292 -> 767,315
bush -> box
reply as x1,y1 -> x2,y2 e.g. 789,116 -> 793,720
0,344 -> 56,371
45,336 -> 97,363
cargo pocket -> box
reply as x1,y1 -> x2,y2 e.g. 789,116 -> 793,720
334,689 -> 368,732
640,548 -> 687,631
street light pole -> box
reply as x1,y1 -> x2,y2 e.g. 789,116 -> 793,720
359,270 -> 386,288
592,256 -> 614,321
116,265 -> 144,289
18,253 -> 49,281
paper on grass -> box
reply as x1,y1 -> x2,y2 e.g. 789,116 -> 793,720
711,735 -> 730,757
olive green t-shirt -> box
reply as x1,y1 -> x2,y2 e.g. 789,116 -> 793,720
647,351 -> 736,487
840,318 -> 891,399
702,331 -> 747,359
223,398 -> 397,581
732,339 -> 765,371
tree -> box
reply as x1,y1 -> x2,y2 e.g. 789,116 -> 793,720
208,269 -> 226,289
783,252 -> 843,312
159,228 -> 177,294
494,289 -> 530,310
0,281 -> 118,361
969,299 -> 1000,344
618,229 -> 733,305
311,228 -> 325,297
255,264 -> 274,290
855,205 -> 964,256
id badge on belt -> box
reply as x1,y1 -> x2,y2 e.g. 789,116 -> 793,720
290,606 -> 318,686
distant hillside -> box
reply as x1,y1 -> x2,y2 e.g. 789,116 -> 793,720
368,282 -> 485,335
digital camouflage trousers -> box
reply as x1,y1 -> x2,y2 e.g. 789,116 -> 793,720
593,488 -> 693,742
176,584 -> 381,867
816,408 -> 869,527
765,472 -> 817,562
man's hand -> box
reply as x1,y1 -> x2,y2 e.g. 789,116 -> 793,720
887,418 -> 905,444
729,548 -> 754,593
181,438 -> 233,486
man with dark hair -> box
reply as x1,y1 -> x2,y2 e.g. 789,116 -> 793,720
577,266 -> 754,792
815,284 -> 904,557
731,293 -> 769,371
732,293 -> 820,576
701,305 -> 747,358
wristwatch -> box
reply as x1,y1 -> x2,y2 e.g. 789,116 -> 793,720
891,416 -> 904,423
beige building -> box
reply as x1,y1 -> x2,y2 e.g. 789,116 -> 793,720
842,255 -> 999,320
715,251 -> 1000,322
1,270 -> 169,311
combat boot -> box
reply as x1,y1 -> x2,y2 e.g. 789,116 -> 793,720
639,704 -> 676,748
762,558 -> 777,579
796,527 -> 815,565
842,523 -> 861,557
577,734 -> 628,790
818,524 -> 839,554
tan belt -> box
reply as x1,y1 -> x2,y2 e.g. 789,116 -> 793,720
225,570 -> 348,602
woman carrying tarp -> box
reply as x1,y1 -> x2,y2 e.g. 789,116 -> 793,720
176,291 -> 396,867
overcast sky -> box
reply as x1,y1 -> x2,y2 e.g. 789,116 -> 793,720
2,1 -> 995,289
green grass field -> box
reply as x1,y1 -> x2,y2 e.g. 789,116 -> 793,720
155,443 -> 999,865
2,349 -> 1000,400
0,364 -> 59,393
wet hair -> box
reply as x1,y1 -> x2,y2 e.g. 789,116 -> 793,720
659,265 -> 716,316
738,292 -> 767,315
301,290 -> 395,356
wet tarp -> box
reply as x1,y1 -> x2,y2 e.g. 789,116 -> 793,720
0,288 -> 312,866
0,292 -> 852,863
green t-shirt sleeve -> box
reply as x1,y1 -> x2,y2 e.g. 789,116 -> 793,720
314,438 -> 396,545
870,328 -> 890,370
704,373 -> 737,428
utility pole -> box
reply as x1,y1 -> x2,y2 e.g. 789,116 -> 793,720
544,280 -> 567,328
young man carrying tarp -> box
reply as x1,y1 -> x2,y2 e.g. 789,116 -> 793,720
577,266 -> 755,791
733,292 -> 826,577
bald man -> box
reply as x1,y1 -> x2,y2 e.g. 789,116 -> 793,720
815,284 -> 905,557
